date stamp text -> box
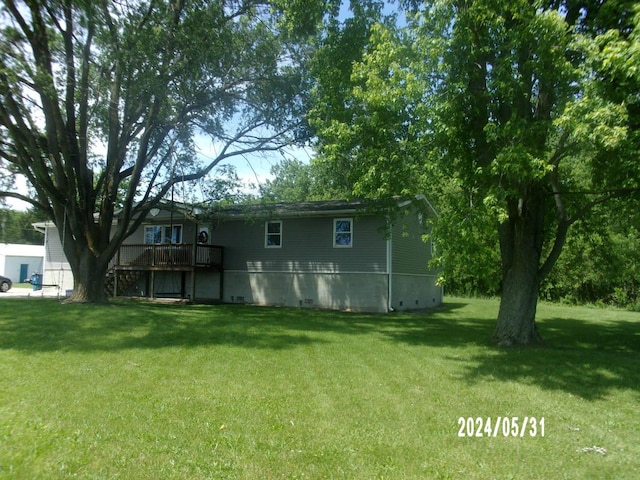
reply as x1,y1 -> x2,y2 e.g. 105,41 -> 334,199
457,416 -> 545,437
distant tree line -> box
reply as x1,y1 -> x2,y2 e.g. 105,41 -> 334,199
0,208 -> 47,245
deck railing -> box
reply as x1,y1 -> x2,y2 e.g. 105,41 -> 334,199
113,244 -> 223,269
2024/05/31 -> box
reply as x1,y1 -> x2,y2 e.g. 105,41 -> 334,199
457,417 -> 545,438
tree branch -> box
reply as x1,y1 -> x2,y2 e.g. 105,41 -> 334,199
180,125 -> 298,183
0,191 -> 49,213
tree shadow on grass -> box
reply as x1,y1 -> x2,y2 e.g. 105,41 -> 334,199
0,299 -> 493,354
371,304 -> 640,400
1,298 -> 638,400
0,300 -> 482,352
380,303 -> 496,347
457,316 -> 640,401
0,300 -> 331,352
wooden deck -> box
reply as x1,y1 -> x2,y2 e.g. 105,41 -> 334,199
106,244 -> 223,299
111,244 -> 223,270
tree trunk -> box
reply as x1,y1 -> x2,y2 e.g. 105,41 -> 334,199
494,191 -> 545,346
66,247 -> 109,304
494,250 -> 542,346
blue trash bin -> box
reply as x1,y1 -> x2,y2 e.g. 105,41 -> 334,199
31,273 -> 43,291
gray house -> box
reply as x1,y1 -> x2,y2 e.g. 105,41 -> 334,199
36,197 -> 442,312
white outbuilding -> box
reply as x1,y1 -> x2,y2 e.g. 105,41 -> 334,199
0,243 -> 45,283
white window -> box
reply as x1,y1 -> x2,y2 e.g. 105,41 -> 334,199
265,221 -> 282,248
145,225 -> 162,244
333,218 -> 353,248
144,225 -> 183,244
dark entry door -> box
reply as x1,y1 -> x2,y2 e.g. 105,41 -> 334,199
20,264 -> 29,283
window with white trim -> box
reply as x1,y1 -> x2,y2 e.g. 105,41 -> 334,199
333,218 -> 353,248
144,225 -> 183,244
265,221 -> 282,248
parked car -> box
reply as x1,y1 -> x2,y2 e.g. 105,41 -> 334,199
0,275 -> 12,293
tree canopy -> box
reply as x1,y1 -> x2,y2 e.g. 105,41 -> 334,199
309,0 -> 640,344
0,0 -> 329,302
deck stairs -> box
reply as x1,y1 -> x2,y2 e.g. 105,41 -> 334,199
104,248 -> 152,296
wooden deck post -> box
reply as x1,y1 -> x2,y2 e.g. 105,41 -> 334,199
191,227 -> 198,302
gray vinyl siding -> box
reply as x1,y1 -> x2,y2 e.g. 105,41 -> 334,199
44,226 -> 70,271
212,215 -> 387,273
43,226 -> 74,292
123,226 -> 144,244
391,210 -> 433,276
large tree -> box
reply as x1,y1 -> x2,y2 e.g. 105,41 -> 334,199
0,0 -> 327,302
310,0 -> 640,345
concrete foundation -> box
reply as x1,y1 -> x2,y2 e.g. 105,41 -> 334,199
390,274 -> 442,311
223,271 -> 390,313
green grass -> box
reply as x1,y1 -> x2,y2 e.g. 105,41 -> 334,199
0,297 -> 638,479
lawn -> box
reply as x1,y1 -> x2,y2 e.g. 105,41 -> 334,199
0,297 -> 638,479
